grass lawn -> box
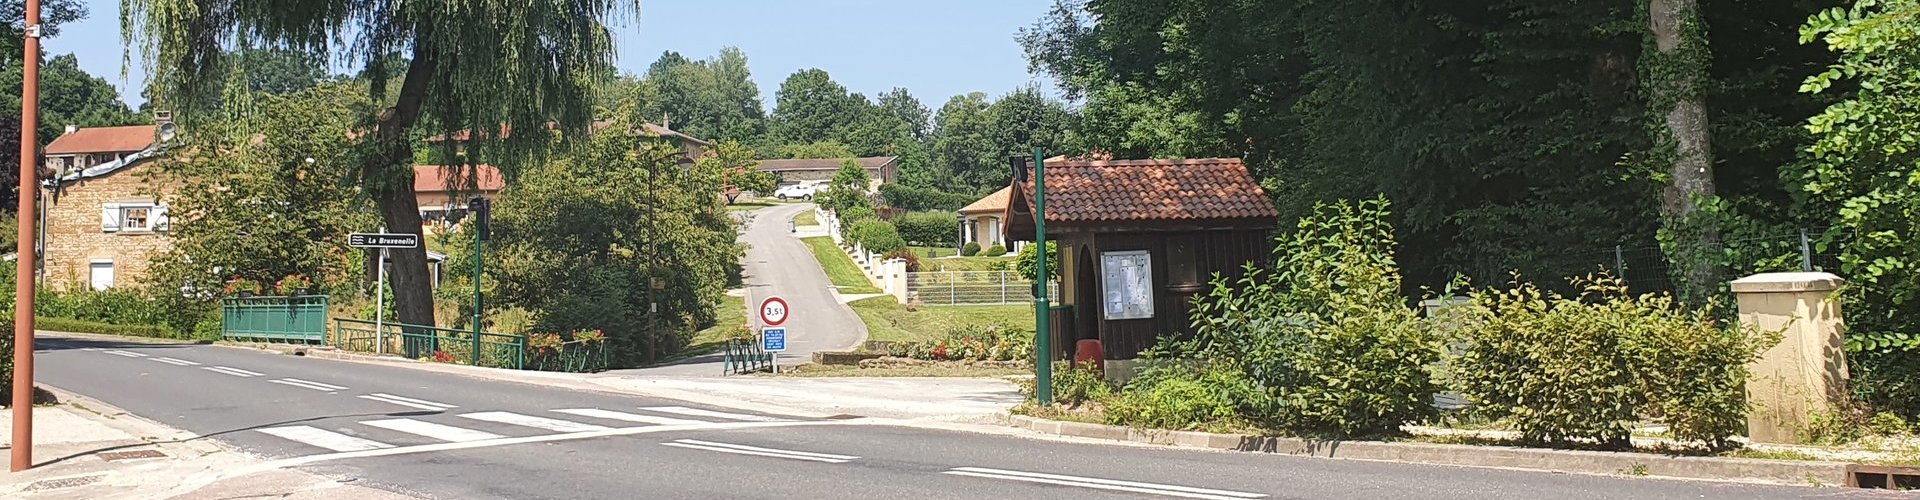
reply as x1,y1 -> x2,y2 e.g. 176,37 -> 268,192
675,295 -> 748,360
794,209 -> 818,226
920,256 -> 1014,272
848,296 -> 1034,343
909,246 -> 961,258
802,237 -> 883,294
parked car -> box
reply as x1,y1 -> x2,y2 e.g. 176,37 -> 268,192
773,183 -> 821,200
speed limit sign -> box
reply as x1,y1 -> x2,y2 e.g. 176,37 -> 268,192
759,296 -> 790,326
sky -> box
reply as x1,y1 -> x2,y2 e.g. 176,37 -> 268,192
51,0 -> 1059,111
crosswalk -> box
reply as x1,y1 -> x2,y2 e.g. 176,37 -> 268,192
253,406 -> 795,454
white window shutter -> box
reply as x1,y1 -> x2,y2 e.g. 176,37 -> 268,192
151,205 -> 171,231
101,203 -> 121,232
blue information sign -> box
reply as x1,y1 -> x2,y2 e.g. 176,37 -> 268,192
762,327 -> 787,352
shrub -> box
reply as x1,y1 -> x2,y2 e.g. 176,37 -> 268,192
1052,363 -> 1114,406
1186,198 -> 1442,438
886,325 -> 1032,362
879,184 -> 976,212
962,242 -> 982,257
848,219 -> 907,253
894,211 -> 959,247
983,244 -> 1007,257
0,319 -> 10,404
1105,361 -> 1264,431
883,248 -> 922,272
35,317 -> 179,339
1014,242 -> 1058,281
1448,276 -> 1774,450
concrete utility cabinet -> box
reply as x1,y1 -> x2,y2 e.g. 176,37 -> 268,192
1731,272 -> 1849,444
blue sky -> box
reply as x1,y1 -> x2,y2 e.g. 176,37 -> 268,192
52,0 -> 1057,110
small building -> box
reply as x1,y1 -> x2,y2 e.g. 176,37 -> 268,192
414,164 -> 504,231
958,186 -> 1012,250
1003,158 -> 1279,375
40,124 -> 170,290
755,156 -> 897,192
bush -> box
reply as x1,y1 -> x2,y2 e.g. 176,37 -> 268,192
962,242 -> 982,257
982,244 -> 1007,257
883,248 -> 922,272
838,204 -> 877,226
1186,198 -> 1442,438
35,317 -> 183,340
0,319 -> 10,404
1052,363 -> 1114,406
1014,242 -> 1059,281
1448,276 -> 1773,450
886,325 -> 1032,361
1105,361 -> 1264,431
848,219 -> 907,253
879,184 -> 976,212
895,212 -> 959,247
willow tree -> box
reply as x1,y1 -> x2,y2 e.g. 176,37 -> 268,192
122,0 -> 641,328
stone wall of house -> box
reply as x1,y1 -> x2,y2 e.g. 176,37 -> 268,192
773,166 -> 889,186
42,160 -> 174,290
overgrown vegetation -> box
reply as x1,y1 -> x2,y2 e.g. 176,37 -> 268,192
883,324 -> 1032,361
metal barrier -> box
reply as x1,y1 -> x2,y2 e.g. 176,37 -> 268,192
223,295 -> 330,343
332,318 -> 526,369
906,270 -> 1059,306
527,340 -> 610,373
723,337 -> 771,375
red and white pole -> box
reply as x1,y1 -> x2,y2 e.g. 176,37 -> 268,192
12,0 -> 42,473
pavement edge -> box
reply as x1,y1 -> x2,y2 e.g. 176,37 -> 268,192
1004,415 -> 1850,487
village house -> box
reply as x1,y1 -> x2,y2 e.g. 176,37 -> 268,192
1003,157 -> 1280,379
40,123 -> 169,290
958,186 -> 1013,250
755,156 -> 897,192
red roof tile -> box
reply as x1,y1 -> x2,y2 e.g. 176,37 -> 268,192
44,125 -> 156,155
414,165 -> 504,193
1014,158 -> 1278,224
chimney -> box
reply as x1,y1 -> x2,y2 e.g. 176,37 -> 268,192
153,110 -> 174,125
62,124 -> 75,135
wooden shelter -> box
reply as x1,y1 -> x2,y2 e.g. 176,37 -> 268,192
1004,158 -> 1279,371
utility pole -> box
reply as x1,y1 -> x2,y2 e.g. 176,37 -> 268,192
12,0 -> 42,472
1032,148 -> 1051,405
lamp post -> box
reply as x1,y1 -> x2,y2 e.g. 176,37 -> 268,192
1031,148 -> 1051,405
12,0 -> 42,472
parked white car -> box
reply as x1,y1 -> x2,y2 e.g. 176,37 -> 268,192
773,183 -> 821,200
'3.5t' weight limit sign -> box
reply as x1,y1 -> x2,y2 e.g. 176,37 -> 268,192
759,296 -> 789,326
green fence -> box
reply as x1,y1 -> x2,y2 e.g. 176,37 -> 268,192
723,337 -> 772,375
223,295 -> 330,343
527,340 -> 610,373
333,318 -> 526,369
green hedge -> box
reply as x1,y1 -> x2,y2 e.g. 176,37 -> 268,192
879,184 -> 976,212
895,211 -> 959,247
34,316 -> 197,340
848,219 -> 907,253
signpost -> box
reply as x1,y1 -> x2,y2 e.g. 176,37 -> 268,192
348,231 -> 419,354
759,297 -> 789,372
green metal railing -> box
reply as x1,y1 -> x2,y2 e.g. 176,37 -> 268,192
332,318 -> 526,369
223,295 -> 330,343
527,340 -> 610,373
723,337 -> 771,375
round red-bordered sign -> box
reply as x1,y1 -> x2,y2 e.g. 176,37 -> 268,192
759,296 -> 790,326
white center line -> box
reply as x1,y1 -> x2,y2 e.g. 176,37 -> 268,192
359,394 -> 456,411
257,426 -> 395,452
667,439 -> 858,462
639,406 -> 789,422
361,419 -> 503,443
150,357 -> 200,366
942,467 -> 1266,500
458,412 -> 611,433
553,409 -> 707,426
203,366 -> 263,377
270,378 -> 348,392
103,350 -> 146,358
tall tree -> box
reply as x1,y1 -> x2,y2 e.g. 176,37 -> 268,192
636,49 -> 770,143
985,85 -> 1078,183
0,0 -> 85,66
877,88 -> 931,141
769,68 -> 865,146
0,54 -> 142,209
1644,0 -> 1721,300
125,0 -> 641,329
929,92 -> 995,192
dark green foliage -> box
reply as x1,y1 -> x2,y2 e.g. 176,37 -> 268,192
1104,360 -> 1264,431
982,244 -> 1007,257
819,160 -> 875,215
894,212 -> 959,247
879,184 -> 976,212
0,319 -> 10,404
1014,241 -> 1059,282
962,242 -> 982,257
848,220 -> 907,254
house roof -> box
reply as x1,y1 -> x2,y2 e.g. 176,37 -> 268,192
44,125 -> 156,155
414,165 -> 504,193
756,156 -> 898,173
426,120 -> 711,147
959,186 -> 1011,215
1009,158 -> 1278,228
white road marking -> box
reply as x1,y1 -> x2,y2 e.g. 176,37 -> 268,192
103,350 -> 146,358
251,420 -> 856,470
270,378 -> 348,392
458,412 -> 611,433
639,406 -> 789,422
942,467 -> 1266,500
79,347 -> 101,351
257,426 -> 395,452
150,357 -> 200,366
553,408 -> 707,426
203,366 -> 264,377
361,419 -> 503,443
661,439 -> 857,463
359,393 -> 456,411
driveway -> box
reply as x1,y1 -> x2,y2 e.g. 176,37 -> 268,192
617,202 -> 867,376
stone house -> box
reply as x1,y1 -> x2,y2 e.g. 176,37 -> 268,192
958,186 -> 1014,250
755,156 -> 897,191
40,125 -> 170,290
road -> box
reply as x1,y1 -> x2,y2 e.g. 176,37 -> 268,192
34,336 -> 1888,500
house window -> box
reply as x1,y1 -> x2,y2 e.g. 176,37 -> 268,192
102,202 -> 168,233
122,206 -> 151,231
89,261 -> 115,290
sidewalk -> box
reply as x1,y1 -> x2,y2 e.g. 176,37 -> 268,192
0,387 -> 414,500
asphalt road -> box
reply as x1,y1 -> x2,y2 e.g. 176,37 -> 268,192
616,202 -> 866,376
31,336 -> 1894,500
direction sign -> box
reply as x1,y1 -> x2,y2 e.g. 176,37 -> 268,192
761,327 -> 787,352
348,233 -> 420,249
759,296 -> 789,326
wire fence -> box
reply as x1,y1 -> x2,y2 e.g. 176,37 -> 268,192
1443,228 -> 1852,298
907,270 -> 1060,306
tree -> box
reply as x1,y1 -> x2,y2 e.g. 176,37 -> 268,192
770,69 -> 864,146
636,48 -> 768,145
0,0 -> 85,67
779,140 -> 855,160
929,92 -> 994,192
0,53 -> 143,210
489,125 -> 740,365
819,159 -> 873,215
702,140 -> 775,203
139,48 -> 332,114
984,85 -> 1077,186
1645,0 -> 1721,301
146,84 -> 379,297
878,88 -> 931,141
125,0 -> 641,329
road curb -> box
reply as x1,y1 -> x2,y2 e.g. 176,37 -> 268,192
1004,415 -> 1849,487
38,331 -> 213,345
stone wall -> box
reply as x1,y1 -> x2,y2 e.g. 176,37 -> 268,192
41,160 -> 175,290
